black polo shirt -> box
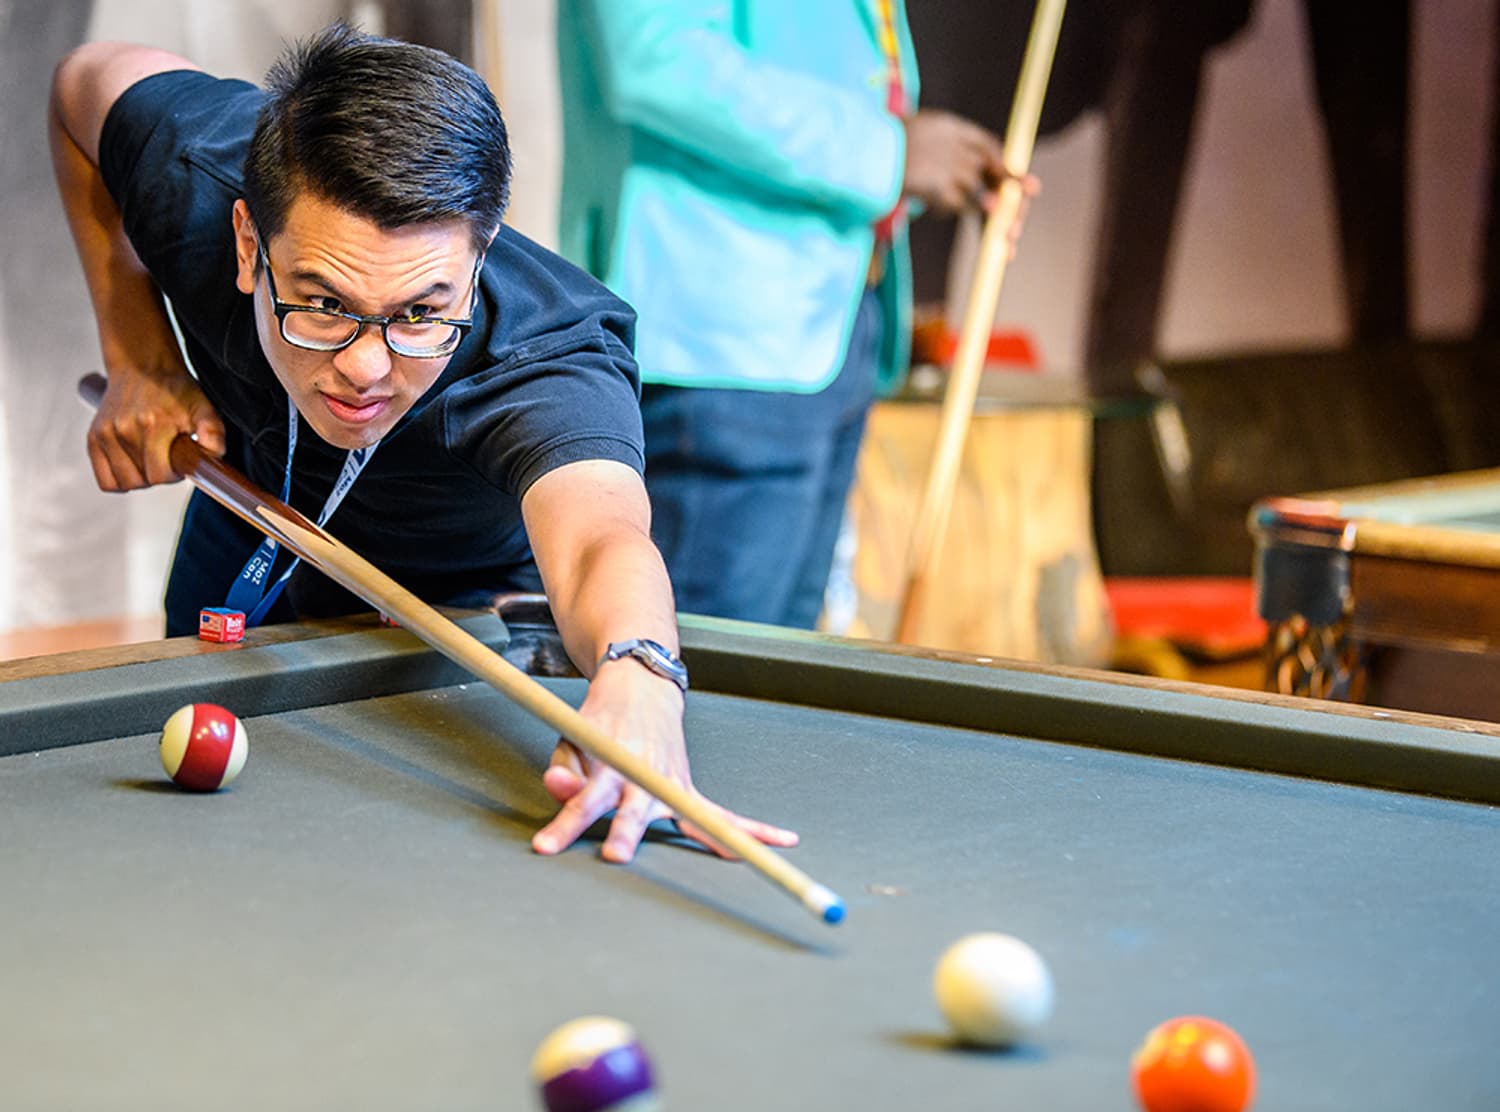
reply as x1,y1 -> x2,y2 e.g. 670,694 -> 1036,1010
99,69 -> 644,615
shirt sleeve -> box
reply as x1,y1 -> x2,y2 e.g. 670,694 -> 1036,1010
573,0 -> 905,222
98,70 -> 263,323
439,229 -> 646,499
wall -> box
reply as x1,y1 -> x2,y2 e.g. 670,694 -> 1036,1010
0,0 -> 1493,634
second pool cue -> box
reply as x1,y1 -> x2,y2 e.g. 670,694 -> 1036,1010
894,0 -> 1067,644
79,373 -> 846,925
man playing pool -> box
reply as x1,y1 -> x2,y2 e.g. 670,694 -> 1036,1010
48,22 -> 795,864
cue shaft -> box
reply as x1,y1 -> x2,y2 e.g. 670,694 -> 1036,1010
894,0 -> 1067,644
78,373 -> 845,925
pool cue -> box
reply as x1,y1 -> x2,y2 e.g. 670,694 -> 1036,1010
78,373 -> 846,925
893,0 -> 1067,644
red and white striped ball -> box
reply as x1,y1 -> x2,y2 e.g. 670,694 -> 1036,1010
159,703 -> 248,791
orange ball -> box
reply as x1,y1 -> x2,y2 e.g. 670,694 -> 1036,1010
1131,1015 -> 1256,1112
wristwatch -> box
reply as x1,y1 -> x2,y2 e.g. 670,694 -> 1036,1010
599,638 -> 690,691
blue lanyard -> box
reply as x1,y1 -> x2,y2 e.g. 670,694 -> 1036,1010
224,395 -> 377,625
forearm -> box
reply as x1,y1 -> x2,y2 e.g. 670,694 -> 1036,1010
521,461 -> 681,677
49,45 -> 225,490
549,526 -> 679,677
48,45 -> 196,385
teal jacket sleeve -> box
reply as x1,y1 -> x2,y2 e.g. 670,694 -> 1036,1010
573,0 -> 906,222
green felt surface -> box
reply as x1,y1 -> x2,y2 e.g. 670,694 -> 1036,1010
3,627 -> 1500,1109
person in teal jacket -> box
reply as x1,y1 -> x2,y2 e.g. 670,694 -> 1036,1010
558,1 -> 1006,627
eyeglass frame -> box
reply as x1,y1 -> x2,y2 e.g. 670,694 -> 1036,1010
255,235 -> 483,359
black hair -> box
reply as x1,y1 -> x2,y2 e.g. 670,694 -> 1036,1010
242,22 -> 510,254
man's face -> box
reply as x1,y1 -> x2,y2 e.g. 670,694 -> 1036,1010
232,195 -> 479,450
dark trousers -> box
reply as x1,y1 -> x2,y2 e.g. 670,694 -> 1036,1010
640,291 -> 882,629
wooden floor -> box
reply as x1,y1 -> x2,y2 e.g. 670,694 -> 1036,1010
0,616 -> 164,664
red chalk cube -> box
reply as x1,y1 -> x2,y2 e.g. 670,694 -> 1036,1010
198,607 -> 246,643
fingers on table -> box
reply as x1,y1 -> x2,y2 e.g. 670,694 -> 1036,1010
532,763 -> 666,864
541,741 -> 587,804
532,739 -> 800,862
600,787 -> 665,865
677,807 -> 801,860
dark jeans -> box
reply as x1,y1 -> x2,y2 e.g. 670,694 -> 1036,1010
640,290 -> 882,629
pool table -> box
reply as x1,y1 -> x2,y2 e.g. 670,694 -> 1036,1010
3,601 -> 1499,1110
1252,467 -> 1500,720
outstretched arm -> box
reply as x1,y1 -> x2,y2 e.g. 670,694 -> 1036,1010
521,458 -> 798,863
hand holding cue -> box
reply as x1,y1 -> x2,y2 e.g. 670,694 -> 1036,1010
894,0 -> 1067,644
78,373 -> 846,925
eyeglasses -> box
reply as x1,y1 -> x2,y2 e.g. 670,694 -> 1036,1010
256,238 -> 481,358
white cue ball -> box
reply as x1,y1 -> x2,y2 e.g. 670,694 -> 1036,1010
933,932 -> 1054,1047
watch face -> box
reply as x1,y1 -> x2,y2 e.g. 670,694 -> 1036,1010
630,642 -> 687,684
614,639 -> 688,689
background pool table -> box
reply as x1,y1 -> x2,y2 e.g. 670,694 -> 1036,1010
1252,467 -> 1500,720
3,607 -> 1499,1110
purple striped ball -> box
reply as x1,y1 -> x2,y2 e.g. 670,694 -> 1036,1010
532,1017 -> 657,1112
